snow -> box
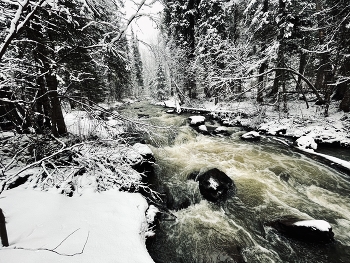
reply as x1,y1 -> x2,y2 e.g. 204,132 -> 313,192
64,111 -> 124,138
293,220 -> 331,232
125,143 -> 154,165
215,126 -> 228,133
189,116 -> 206,125
208,177 -> 219,190
0,187 -> 155,263
296,134 -> 318,150
241,131 -> 261,139
299,147 -> 350,170
133,143 -> 153,156
198,125 -> 208,133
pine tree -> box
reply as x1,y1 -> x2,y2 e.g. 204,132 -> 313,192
156,64 -> 167,100
131,30 -> 144,97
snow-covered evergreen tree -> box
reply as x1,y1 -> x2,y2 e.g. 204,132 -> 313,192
155,64 -> 167,100
131,30 -> 144,98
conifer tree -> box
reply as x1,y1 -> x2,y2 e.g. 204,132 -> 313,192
156,64 -> 167,100
131,30 -> 144,97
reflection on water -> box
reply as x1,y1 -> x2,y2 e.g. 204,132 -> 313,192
121,102 -> 350,263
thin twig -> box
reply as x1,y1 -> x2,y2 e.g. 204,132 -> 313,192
13,229 -> 90,257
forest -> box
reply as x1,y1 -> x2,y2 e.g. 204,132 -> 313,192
1,1 -> 350,262
0,0 -> 349,137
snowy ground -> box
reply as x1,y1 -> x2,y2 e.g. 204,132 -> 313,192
0,187 -> 154,263
0,105 -> 156,262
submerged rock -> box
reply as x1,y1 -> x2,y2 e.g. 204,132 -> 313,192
268,217 -> 334,243
196,168 -> 236,203
241,131 -> 261,141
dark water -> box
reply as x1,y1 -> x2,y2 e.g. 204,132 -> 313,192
122,101 -> 350,263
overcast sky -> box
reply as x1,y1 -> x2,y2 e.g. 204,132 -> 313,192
124,0 -> 164,43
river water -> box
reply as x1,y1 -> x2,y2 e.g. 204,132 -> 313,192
121,101 -> 350,263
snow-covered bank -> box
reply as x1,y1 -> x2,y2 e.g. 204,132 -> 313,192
0,187 -> 155,263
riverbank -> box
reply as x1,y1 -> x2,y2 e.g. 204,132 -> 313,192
0,103 -> 157,262
161,97 -> 350,175
163,97 -> 350,148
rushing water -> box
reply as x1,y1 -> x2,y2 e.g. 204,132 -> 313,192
121,101 -> 350,263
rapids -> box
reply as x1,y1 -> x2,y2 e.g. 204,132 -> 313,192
120,101 -> 350,263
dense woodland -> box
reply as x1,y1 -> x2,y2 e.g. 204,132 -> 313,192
0,0 -> 349,137
159,0 -> 350,114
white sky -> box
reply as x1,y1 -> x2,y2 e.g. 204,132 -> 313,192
124,0 -> 164,43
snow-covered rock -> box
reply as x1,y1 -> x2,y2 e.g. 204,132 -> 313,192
293,220 -> 331,232
196,168 -> 236,203
188,116 -> 206,126
241,131 -> 261,140
268,217 -> 334,243
295,135 -> 318,150
123,143 -> 155,182
198,124 -> 208,134
213,126 -> 229,136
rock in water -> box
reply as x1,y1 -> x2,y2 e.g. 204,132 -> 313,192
241,131 -> 261,141
126,143 -> 155,182
268,217 -> 334,243
196,168 -> 235,203
188,116 -> 206,126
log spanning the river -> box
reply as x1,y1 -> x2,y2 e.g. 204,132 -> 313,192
168,105 -> 236,115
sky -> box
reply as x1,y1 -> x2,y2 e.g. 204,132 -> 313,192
124,0 -> 164,43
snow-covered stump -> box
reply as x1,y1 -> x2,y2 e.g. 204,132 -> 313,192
0,208 -> 9,247
268,217 -> 334,243
196,168 -> 236,203
241,131 -> 261,141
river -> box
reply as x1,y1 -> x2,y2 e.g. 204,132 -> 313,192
120,101 -> 350,263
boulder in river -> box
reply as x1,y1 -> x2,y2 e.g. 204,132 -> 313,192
197,124 -> 209,135
213,126 -> 230,136
188,116 -> 205,126
268,217 -> 334,243
196,168 -> 236,203
241,131 -> 261,141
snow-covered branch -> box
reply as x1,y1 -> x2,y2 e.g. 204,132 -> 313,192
0,0 -> 46,61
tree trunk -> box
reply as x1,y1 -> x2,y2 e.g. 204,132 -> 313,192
339,87 -> 350,112
315,0 -> 334,115
257,62 -> 267,103
269,0 -> 286,99
0,209 -> 9,247
45,69 -> 67,136
296,51 -> 307,95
